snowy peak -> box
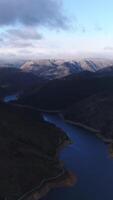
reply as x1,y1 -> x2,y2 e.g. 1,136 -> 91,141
20,58 -> 113,79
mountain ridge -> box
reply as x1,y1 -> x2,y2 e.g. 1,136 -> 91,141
20,58 -> 113,80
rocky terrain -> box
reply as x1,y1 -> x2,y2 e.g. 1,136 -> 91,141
0,102 -> 74,200
20,58 -> 113,80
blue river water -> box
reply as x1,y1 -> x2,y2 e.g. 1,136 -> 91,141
4,94 -> 19,102
43,114 -> 113,200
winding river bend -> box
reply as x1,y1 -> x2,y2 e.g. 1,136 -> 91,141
3,94 -> 113,200
43,113 -> 113,200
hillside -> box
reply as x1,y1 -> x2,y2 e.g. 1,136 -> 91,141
0,102 -> 71,200
64,92 -> 113,140
17,71 -> 113,142
18,73 -> 113,110
0,67 -> 45,98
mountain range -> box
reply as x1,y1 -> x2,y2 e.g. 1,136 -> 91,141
20,58 -> 113,80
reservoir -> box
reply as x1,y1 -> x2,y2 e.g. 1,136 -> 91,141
43,113 -> 113,200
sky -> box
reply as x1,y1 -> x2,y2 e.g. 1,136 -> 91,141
0,0 -> 113,60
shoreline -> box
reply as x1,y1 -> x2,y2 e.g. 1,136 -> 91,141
18,139 -> 77,200
65,119 -> 100,133
64,118 -> 113,157
25,170 -> 77,200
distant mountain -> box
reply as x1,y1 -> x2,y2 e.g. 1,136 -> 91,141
20,58 -> 113,80
0,60 -> 24,68
96,66 -> 113,76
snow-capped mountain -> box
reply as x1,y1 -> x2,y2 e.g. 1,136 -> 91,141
21,58 -> 113,80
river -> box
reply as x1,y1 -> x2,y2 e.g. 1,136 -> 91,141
4,94 -> 19,102
42,113 -> 113,200
4,95 -> 113,200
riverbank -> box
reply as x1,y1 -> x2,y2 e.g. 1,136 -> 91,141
24,170 -> 76,200
42,113 -> 113,200
64,118 -> 113,157
19,139 -> 77,200
0,102 -> 77,200
65,119 -> 100,134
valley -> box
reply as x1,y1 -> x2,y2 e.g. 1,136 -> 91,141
1,0 -> 113,199
0,58 -> 113,200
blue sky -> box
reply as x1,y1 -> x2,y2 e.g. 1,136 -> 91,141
63,0 -> 113,34
39,0 -> 113,58
0,0 -> 113,60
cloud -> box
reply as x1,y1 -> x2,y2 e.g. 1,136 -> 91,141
94,24 -> 103,32
104,46 -> 113,51
0,27 -> 42,48
81,26 -> 86,33
0,0 -> 67,29
5,28 -> 42,40
0,0 -> 70,59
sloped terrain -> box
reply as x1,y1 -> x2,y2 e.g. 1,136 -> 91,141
18,73 -> 113,110
64,92 -> 113,140
0,67 -> 44,98
0,102 -> 69,200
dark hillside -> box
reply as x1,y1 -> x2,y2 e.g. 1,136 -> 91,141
18,73 -> 113,110
0,102 -> 70,200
